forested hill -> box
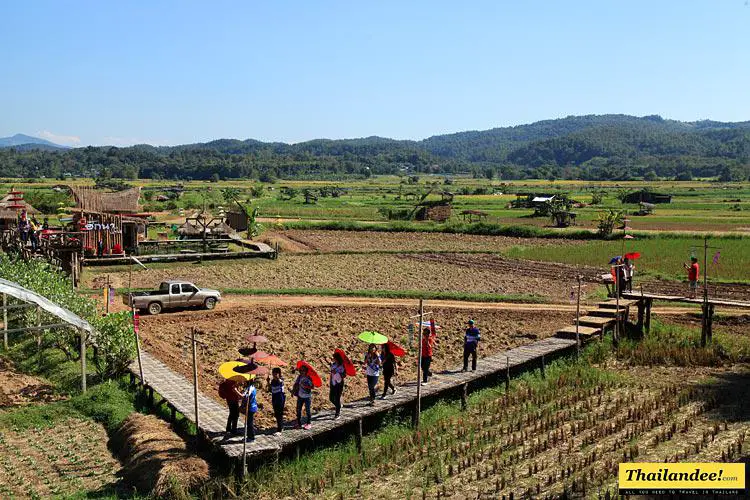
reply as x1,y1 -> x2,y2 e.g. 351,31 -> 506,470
2,115 -> 749,181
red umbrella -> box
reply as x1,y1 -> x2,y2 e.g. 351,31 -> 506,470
296,360 -> 322,387
386,340 -> 406,357
246,335 -> 268,344
624,252 -> 641,260
334,348 -> 357,376
258,355 -> 287,367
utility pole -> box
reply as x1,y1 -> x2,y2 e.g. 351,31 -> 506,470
190,327 -> 205,440
414,298 -> 424,429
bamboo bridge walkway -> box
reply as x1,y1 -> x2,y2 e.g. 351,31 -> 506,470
130,336 -> 577,461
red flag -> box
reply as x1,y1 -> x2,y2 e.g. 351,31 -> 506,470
133,311 -> 140,333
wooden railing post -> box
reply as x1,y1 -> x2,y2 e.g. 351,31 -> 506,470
3,293 -> 8,350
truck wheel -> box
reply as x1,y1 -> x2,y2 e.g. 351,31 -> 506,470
148,302 -> 162,315
204,297 -> 217,310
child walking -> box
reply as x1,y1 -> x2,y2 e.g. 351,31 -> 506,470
364,344 -> 381,405
267,367 -> 286,434
242,376 -> 259,441
293,365 -> 313,430
462,319 -> 481,372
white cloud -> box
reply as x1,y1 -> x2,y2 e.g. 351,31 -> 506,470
37,130 -> 81,146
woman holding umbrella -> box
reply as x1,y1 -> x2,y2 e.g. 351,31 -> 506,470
329,350 -> 348,419
364,344 -> 382,405
381,341 -> 401,399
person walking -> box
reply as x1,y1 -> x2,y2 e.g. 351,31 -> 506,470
242,376 -> 259,441
218,378 -> 243,438
684,256 -> 700,299
267,367 -> 286,434
420,327 -> 436,385
380,343 -> 397,399
616,257 -> 627,297
364,344 -> 381,405
622,257 -> 633,292
463,319 -> 481,372
329,351 -> 346,418
293,365 -> 313,430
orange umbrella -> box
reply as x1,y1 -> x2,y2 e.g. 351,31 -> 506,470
258,355 -> 287,367
334,348 -> 356,376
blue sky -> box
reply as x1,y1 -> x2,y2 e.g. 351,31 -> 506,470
1,1 -> 749,146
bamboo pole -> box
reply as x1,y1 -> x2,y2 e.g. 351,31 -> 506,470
575,275 -> 582,357
80,328 -> 87,392
191,327 -> 200,435
132,305 -> 145,383
241,379 -> 251,478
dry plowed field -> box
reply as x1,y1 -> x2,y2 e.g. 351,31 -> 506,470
138,304 -> 571,429
267,230 -> 580,253
89,253 -> 601,302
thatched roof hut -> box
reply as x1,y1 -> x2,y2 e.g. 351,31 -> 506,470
69,185 -> 142,213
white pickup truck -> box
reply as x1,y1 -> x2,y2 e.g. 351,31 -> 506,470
122,280 -> 221,315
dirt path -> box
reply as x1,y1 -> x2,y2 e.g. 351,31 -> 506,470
185,294 -> 749,316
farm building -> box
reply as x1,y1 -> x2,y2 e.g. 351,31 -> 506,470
622,189 -> 672,204
66,185 -> 149,255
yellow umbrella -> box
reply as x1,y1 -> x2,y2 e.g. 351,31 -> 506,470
219,361 -> 252,382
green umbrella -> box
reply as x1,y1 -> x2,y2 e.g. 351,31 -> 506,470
358,331 -> 388,344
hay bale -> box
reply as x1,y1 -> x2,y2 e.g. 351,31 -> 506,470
112,413 -> 209,497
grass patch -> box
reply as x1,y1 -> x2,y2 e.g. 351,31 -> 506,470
617,319 -> 750,366
503,236 -> 750,282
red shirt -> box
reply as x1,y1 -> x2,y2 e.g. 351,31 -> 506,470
218,379 -> 242,403
688,262 -> 699,281
421,334 -> 435,358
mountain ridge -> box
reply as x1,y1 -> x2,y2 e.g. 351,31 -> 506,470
0,133 -> 69,150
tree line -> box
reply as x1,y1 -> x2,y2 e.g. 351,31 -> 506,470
1,115 -> 748,181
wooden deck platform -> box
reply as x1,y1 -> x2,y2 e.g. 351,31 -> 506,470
621,292 -> 750,309
130,337 -> 576,460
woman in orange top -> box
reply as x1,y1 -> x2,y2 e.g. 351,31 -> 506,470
420,327 -> 436,385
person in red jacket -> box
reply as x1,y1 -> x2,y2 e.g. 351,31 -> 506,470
420,326 -> 436,385
683,257 -> 699,298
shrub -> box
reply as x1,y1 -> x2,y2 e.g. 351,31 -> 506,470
92,312 -> 137,379
0,256 -> 136,380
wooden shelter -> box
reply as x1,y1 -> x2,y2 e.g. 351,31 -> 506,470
0,189 -> 40,230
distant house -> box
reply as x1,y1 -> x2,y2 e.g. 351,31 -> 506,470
622,190 -> 672,204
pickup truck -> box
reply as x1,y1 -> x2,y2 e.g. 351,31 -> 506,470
123,280 -> 221,315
